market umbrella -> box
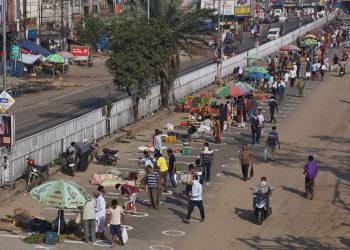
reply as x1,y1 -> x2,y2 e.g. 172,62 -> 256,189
280,44 -> 301,51
46,54 -> 65,64
246,72 -> 270,79
302,39 -> 318,47
215,85 -> 249,97
236,82 -> 254,91
245,66 -> 269,74
313,29 -> 326,36
303,34 -> 317,39
57,51 -> 74,59
30,180 -> 93,239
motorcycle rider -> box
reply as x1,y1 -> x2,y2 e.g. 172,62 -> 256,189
303,155 -> 319,196
253,177 -> 274,214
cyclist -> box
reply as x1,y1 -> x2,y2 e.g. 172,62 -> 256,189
303,155 -> 319,196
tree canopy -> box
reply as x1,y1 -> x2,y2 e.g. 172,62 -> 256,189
74,15 -> 105,49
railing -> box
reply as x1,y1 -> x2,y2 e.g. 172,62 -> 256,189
0,12 -> 335,186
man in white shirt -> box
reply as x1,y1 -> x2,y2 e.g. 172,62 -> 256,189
284,71 -> 289,85
289,69 -> 297,88
257,108 -> 264,128
94,191 -> 106,240
183,175 -> 205,223
153,129 -> 163,156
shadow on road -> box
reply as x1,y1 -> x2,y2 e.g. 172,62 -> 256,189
222,170 -> 242,180
280,185 -> 305,198
168,207 -> 187,220
234,207 -> 256,224
237,235 -> 337,249
332,179 -> 350,213
339,99 -> 350,104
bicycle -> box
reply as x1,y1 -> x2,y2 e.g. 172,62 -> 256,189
305,178 -> 315,200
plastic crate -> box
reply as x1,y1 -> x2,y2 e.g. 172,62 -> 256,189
45,232 -> 58,245
182,147 -> 192,155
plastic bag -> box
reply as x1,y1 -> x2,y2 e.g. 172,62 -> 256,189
264,147 -> 269,162
181,173 -> 193,185
165,123 -> 174,131
75,212 -> 81,224
122,225 -> 128,244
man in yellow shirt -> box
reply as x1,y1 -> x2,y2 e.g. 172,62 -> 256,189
156,153 -> 168,192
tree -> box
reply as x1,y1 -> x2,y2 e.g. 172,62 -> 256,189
129,0 -> 215,106
106,17 -> 174,120
74,15 -> 105,49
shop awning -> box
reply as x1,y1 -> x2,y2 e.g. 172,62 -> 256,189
20,39 -> 52,56
19,53 -> 43,64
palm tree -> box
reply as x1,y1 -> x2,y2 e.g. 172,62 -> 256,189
129,0 -> 216,106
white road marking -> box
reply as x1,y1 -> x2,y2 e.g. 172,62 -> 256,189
149,245 -> 174,250
162,230 -> 186,236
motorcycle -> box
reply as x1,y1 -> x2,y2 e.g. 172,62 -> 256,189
95,148 -> 119,166
84,139 -> 98,162
26,158 -> 49,192
305,179 -> 315,200
253,191 -> 271,225
61,146 -> 77,176
339,67 -> 345,77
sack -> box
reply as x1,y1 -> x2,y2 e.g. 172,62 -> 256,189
75,212 -> 81,224
122,226 -> 128,244
250,166 -> 254,178
305,72 -> 311,78
264,147 -> 269,161
181,173 -> 193,185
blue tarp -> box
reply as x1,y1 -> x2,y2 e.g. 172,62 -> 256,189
20,39 -> 52,57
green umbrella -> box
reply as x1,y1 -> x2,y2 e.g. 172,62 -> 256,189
236,82 -> 254,91
30,180 -> 93,238
245,66 -> 269,74
244,55 -> 263,60
302,39 -> 318,47
46,54 -> 65,64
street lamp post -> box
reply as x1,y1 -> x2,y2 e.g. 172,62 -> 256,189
2,0 -> 7,91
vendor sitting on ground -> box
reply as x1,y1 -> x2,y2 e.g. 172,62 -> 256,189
188,112 -> 196,126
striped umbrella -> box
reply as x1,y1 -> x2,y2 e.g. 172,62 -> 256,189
215,85 -> 249,97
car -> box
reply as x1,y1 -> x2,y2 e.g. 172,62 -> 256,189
279,12 -> 288,22
267,27 -> 281,40
223,45 -> 239,57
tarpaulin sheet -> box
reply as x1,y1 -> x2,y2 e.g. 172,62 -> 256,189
20,39 -> 52,56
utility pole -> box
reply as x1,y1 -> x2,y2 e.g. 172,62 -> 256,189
147,0 -> 150,21
216,0 -> 223,80
23,0 -> 27,39
2,0 -> 7,90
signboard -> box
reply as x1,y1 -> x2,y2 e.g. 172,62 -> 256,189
71,46 -> 90,57
0,91 -> 15,113
10,45 -> 20,60
201,0 -> 235,15
223,1 -> 235,15
0,114 -> 13,148
235,6 -> 251,16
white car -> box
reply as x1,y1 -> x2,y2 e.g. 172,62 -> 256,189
267,27 -> 281,40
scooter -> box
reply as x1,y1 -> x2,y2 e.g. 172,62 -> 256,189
95,148 -> 119,166
339,67 -> 345,77
253,191 -> 271,225
26,158 -> 49,192
84,139 -> 98,162
61,146 -> 77,176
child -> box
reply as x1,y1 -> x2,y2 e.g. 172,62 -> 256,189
106,199 -> 125,248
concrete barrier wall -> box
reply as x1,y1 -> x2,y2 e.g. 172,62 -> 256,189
0,12 -> 335,186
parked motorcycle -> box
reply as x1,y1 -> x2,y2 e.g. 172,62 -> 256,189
26,158 -> 49,192
61,146 -> 77,177
95,148 -> 119,166
84,139 -> 98,162
253,191 -> 271,225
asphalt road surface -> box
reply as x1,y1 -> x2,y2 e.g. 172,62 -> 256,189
0,46 -> 349,249
13,16 -> 312,140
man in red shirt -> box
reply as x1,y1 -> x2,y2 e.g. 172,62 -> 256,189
115,183 -> 140,205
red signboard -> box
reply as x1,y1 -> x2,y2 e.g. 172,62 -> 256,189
71,46 -> 90,56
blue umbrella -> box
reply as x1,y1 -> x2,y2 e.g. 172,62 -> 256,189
246,72 -> 271,80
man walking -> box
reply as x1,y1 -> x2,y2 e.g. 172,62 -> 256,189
145,165 -> 160,210
251,111 -> 261,144
265,126 -> 281,162
106,199 -> 125,248
153,129 -> 163,156
200,142 -> 214,183
296,78 -> 305,97
239,144 -> 253,181
183,175 -> 205,223
268,97 -> 278,123
94,191 -> 106,240
82,198 -> 96,243
155,153 -> 168,192
167,149 -> 177,190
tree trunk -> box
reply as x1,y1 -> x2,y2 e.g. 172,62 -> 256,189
133,96 -> 140,122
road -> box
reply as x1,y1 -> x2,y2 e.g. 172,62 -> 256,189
12,16 -> 310,140
0,44 -> 348,249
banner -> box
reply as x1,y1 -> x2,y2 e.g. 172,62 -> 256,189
0,114 -> 12,147
235,6 -> 251,16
